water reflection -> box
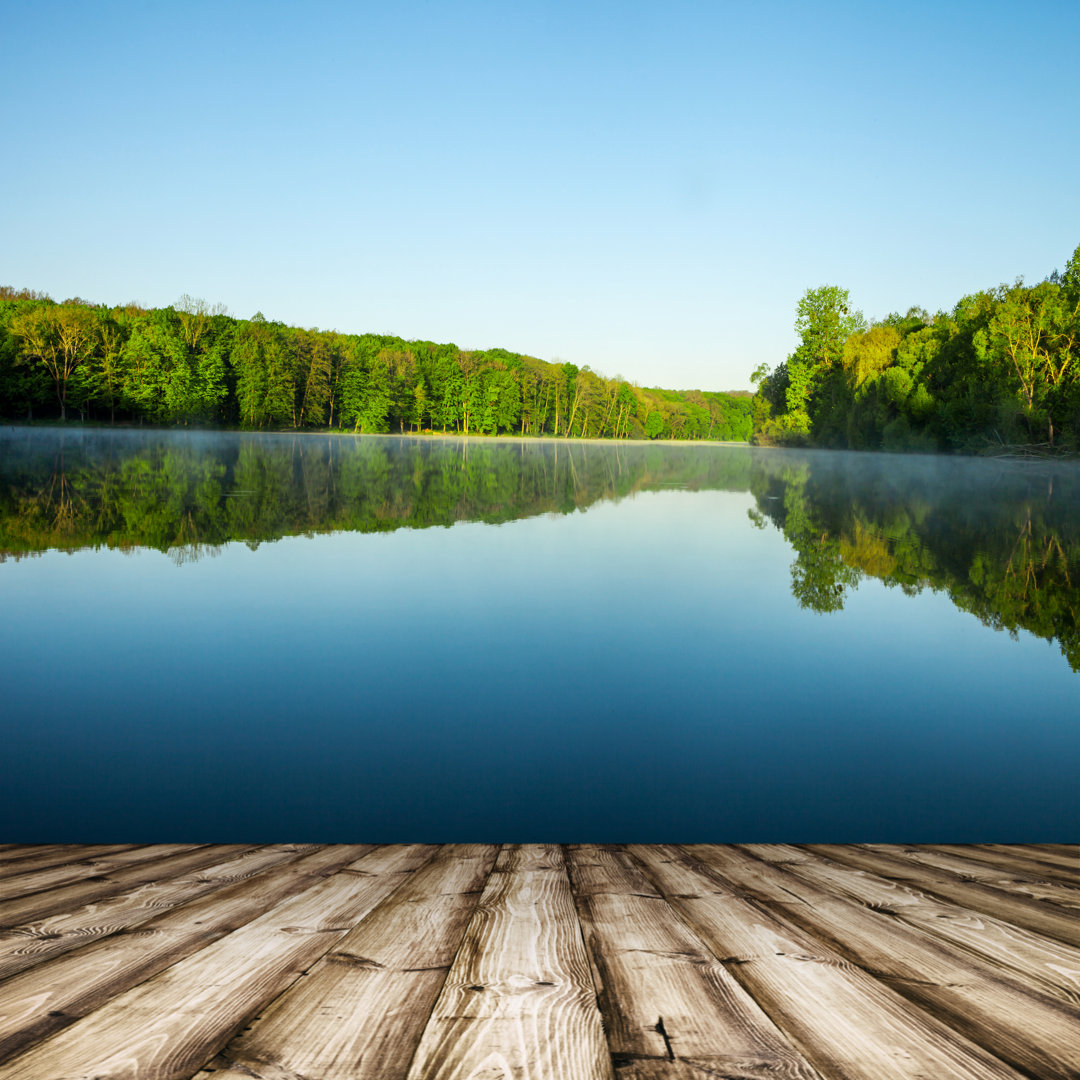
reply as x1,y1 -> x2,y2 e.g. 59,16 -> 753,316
747,450 -> 1080,672
3,429 -> 1080,671
0,429 -> 752,559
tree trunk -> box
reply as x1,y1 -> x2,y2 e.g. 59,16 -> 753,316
566,393 -> 579,437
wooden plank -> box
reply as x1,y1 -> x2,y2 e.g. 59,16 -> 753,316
982,844 -> 1079,867
688,845 -> 1080,1080
812,845 -> 1080,944
565,844 -> 823,1079
928,844 -> 1080,882
0,844 -> 144,889
630,845 -> 1028,1080
856,844 -> 1080,910
192,844 -> 497,1080
966,844 -> 1080,880
0,844 -> 323,981
743,844 -> 1080,1007
0,844 -> 257,928
403,844 -> 613,1080
0,844 -> 374,1066
0,844 -> 436,1080
0,844 -> 201,902
0,845 -> 75,868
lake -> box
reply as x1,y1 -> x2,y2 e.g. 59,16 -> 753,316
1,428 -> 1076,842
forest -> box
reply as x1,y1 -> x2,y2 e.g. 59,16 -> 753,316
0,290 -> 752,441
752,242 -> 1080,453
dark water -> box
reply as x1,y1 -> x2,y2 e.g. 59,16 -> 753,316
1,429 -> 1077,841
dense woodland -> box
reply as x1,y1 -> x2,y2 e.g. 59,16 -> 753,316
752,242 -> 1080,453
3,431 -> 1078,670
0,290 -> 752,441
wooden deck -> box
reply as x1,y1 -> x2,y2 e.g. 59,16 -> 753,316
0,844 -> 1076,1079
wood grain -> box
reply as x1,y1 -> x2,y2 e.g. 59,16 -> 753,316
744,845 -> 1080,1005
1027,844 -> 1079,857
811,844 -> 1080,944
405,844 -> 614,1080
961,844 -> 1080,880
872,842 -> 1080,902
864,844 -> 1080,909
0,844 -> 1071,1080
566,844 -> 822,1080
194,844 -> 494,1080
0,844 -> 256,929
0,845 -> 418,1079
0,844 -> 321,981
844,843 -> 1080,911
0,845 -> 375,1066
630,845 -> 1027,1080
688,844 -> 1080,1080
0,845 -> 122,876
0,844 -> 167,897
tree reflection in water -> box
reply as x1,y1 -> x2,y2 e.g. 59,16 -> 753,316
3,430 -> 1079,671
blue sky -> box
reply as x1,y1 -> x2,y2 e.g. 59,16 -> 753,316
2,0 -> 1078,390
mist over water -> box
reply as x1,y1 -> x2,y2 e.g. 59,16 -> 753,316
1,429 -> 1077,841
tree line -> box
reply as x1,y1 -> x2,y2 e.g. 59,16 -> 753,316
751,242 -> 1080,452
0,290 -> 752,441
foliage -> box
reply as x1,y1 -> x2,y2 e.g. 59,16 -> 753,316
0,293 -> 752,441
751,243 -> 1080,453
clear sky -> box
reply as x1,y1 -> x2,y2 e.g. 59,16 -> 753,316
2,0 -> 1078,391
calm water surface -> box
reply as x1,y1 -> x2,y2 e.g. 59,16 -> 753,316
1,429 -> 1077,840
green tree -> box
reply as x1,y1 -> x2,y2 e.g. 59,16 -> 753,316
785,285 -> 866,437
11,303 -> 96,420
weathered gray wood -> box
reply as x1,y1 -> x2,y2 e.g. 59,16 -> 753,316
630,845 -> 1028,1080
0,845 -> 375,1066
747,845 -> 1080,1006
0,844 -> 321,981
404,844 -> 614,1080
565,844 -> 823,1080
0,844 -> 416,1078
193,844 -> 494,1080
690,845 -> 1080,1080
0,844 -> 256,929
812,844 -> 1080,945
